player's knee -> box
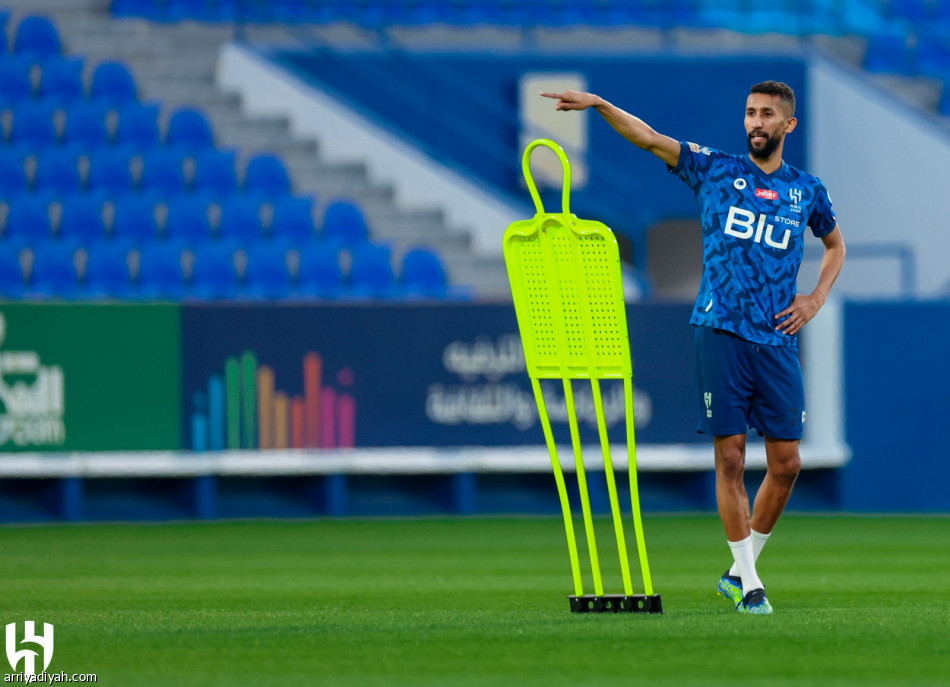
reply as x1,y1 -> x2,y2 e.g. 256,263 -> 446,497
773,453 -> 801,483
715,444 -> 745,480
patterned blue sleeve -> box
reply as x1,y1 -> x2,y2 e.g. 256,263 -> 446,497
669,141 -> 719,191
809,181 -> 837,238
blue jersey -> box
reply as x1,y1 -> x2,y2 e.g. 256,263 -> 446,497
669,141 -> 837,347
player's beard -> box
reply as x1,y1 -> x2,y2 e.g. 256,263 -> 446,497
747,130 -> 782,160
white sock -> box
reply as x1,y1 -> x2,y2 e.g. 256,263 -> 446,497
728,536 -> 764,593
728,529 -> 770,578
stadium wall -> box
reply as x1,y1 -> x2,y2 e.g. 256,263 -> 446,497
2,299 -> 907,521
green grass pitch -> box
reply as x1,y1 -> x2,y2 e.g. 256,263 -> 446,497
1,514 -> 947,686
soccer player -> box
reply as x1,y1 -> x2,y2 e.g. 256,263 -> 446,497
541,81 -> 845,614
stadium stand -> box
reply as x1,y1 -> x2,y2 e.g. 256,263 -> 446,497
10,0 -> 948,304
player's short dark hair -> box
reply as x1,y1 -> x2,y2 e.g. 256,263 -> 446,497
749,81 -> 796,117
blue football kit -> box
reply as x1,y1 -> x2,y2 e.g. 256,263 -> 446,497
669,141 -> 838,439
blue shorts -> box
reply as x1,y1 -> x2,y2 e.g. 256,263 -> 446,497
694,326 -> 805,440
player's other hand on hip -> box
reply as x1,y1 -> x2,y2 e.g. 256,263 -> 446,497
540,90 -> 599,111
774,293 -> 823,336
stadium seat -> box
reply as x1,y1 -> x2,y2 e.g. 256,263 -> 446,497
9,101 -> 58,150
321,199 -> 370,245
82,241 -> 132,298
0,152 -> 28,199
62,101 -> 111,152
193,149 -> 238,197
57,195 -> 107,244
165,106 -> 215,152
916,34 -> 950,77
243,242 -> 291,299
5,196 -> 53,243
863,30 -> 918,75
115,102 -> 161,152
218,196 -> 264,244
112,195 -> 160,244
243,153 -> 291,197
296,241 -> 343,298
12,15 -> 62,62
349,242 -> 396,298
35,149 -> 83,197
141,148 -> 187,196
28,242 -> 78,299
0,248 -> 25,298
88,149 -> 135,196
136,241 -> 185,299
399,246 -> 449,299
165,196 -> 213,244
89,60 -> 138,106
39,58 -> 85,105
0,57 -> 34,108
271,195 -> 317,243
188,242 -> 238,299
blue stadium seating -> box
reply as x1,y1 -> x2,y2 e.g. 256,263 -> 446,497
115,102 -> 162,152
188,242 -> 238,299
165,196 -> 213,244
0,56 -> 33,108
271,195 -> 316,243
141,148 -> 187,196
349,242 -> 396,298
193,149 -> 238,198
62,101 -> 111,152
243,153 -> 291,198
6,196 -> 53,244
87,149 -> 135,196
82,241 -> 133,298
58,195 -> 107,244
0,248 -> 25,298
136,241 -> 185,299
166,106 -> 215,151
28,242 -> 78,299
12,15 -> 62,62
0,9 -> 455,302
89,60 -> 138,106
243,242 -> 291,299
218,195 -> 264,244
112,195 -> 160,244
863,30 -> 917,75
9,101 -> 57,150
321,199 -> 369,245
0,152 -> 28,199
39,58 -> 85,105
399,246 -> 448,299
296,241 -> 343,298
35,149 -> 83,197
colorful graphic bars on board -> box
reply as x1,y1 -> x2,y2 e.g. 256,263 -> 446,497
191,351 -> 355,451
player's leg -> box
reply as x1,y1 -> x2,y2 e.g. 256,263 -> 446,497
714,433 -> 750,605
714,433 -> 750,541
693,326 -> 762,608
752,437 -> 802,535
733,344 -> 805,614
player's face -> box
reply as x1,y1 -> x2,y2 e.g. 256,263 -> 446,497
744,93 -> 796,160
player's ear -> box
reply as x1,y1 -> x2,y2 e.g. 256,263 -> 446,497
784,116 -> 798,134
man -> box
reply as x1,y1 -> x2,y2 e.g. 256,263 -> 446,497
541,81 -> 845,614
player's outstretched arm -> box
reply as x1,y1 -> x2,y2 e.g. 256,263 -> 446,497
774,225 -> 846,336
540,90 -> 680,167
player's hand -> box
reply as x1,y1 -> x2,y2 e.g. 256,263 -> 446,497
540,90 -> 599,111
774,292 -> 824,336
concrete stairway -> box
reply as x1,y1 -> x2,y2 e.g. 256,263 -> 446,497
4,0 -> 511,299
